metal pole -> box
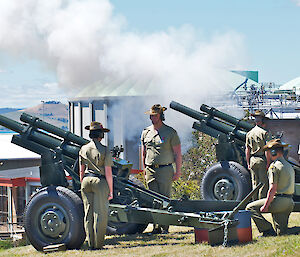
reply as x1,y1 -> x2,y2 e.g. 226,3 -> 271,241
41,100 -> 45,120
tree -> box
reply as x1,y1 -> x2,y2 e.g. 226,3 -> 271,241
172,131 -> 217,199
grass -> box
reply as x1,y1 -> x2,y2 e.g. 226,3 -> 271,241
0,213 -> 299,257
0,240 -> 13,250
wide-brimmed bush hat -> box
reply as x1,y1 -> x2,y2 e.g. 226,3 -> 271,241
85,121 -> 110,132
145,104 -> 167,115
263,138 -> 289,151
251,110 -> 269,119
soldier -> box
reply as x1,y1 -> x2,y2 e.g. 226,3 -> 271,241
79,121 -> 113,249
141,104 -> 182,234
246,139 -> 295,236
245,110 -> 270,200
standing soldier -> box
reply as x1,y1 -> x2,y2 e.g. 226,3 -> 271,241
79,122 -> 113,249
245,110 -> 270,200
246,139 -> 295,236
141,104 -> 182,234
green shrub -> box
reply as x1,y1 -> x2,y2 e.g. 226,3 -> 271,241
0,240 -> 13,250
171,131 -> 217,199
171,178 -> 200,200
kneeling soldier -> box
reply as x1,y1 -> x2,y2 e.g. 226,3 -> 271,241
246,139 -> 295,236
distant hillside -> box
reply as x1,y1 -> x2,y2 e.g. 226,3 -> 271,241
0,108 -> 22,114
0,101 -> 68,132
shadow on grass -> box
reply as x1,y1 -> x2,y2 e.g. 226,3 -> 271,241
104,230 -> 194,248
252,226 -> 300,239
287,226 -> 300,235
82,227 -> 300,251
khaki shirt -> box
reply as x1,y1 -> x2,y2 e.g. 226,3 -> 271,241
141,124 -> 180,166
268,156 -> 295,195
246,125 -> 269,156
79,140 -> 113,176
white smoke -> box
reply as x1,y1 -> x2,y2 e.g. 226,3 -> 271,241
0,0 -> 249,154
0,0 -> 247,96
293,0 -> 300,6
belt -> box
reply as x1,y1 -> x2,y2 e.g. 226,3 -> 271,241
146,163 -> 172,169
275,194 -> 293,198
251,154 -> 265,158
83,172 -> 105,179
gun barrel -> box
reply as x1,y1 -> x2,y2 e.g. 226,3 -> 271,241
170,101 -> 247,141
27,130 -> 80,159
0,113 -> 80,159
192,121 -> 226,139
0,114 -> 25,133
20,113 -> 88,146
170,101 -> 207,121
200,104 -> 253,131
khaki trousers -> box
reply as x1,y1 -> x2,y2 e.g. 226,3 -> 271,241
145,165 -> 174,231
246,197 -> 294,235
250,156 -> 269,200
81,176 -> 109,249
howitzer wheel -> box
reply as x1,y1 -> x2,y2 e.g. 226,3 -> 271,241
201,161 -> 251,201
24,186 -> 85,251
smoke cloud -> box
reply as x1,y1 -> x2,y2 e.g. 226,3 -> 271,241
0,0 -> 249,154
0,0 -> 247,97
293,0 -> 300,7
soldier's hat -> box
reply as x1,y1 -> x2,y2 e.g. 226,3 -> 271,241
251,110 -> 269,119
263,138 -> 289,151
85,121 -> 110,132
145,104 -> 167,115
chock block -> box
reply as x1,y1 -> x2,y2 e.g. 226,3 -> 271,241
43,243 -> 66,253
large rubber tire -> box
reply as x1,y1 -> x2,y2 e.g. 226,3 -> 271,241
107,175 -> 148,235
201,161 -> 251,201
24,186 -> 85,251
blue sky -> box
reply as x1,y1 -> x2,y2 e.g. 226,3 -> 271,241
0,0 -> 299,108
110,0 -> 300,82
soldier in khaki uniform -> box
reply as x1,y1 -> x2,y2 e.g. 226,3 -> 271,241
245,110 -> 270,200
246,139 -> 295,236
79,121 -> 113,249
141,104 -> 182,234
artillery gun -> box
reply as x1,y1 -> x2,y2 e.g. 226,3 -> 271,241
1,112 -> 299,251
170,101 -> 300,202
0,112 -> 253,250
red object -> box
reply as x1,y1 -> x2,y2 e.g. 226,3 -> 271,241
0,176 -> 72,187
194,229 -> 209,243
130,169 -> 143,174
194,211 -> 252,245
237,227 -> 252,243
0,177 -> 40,187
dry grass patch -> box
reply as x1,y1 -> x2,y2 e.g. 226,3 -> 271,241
0,213 -> 299,257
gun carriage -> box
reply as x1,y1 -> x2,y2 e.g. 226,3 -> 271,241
0,110 -> 299,251
170,101 -> 300,202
